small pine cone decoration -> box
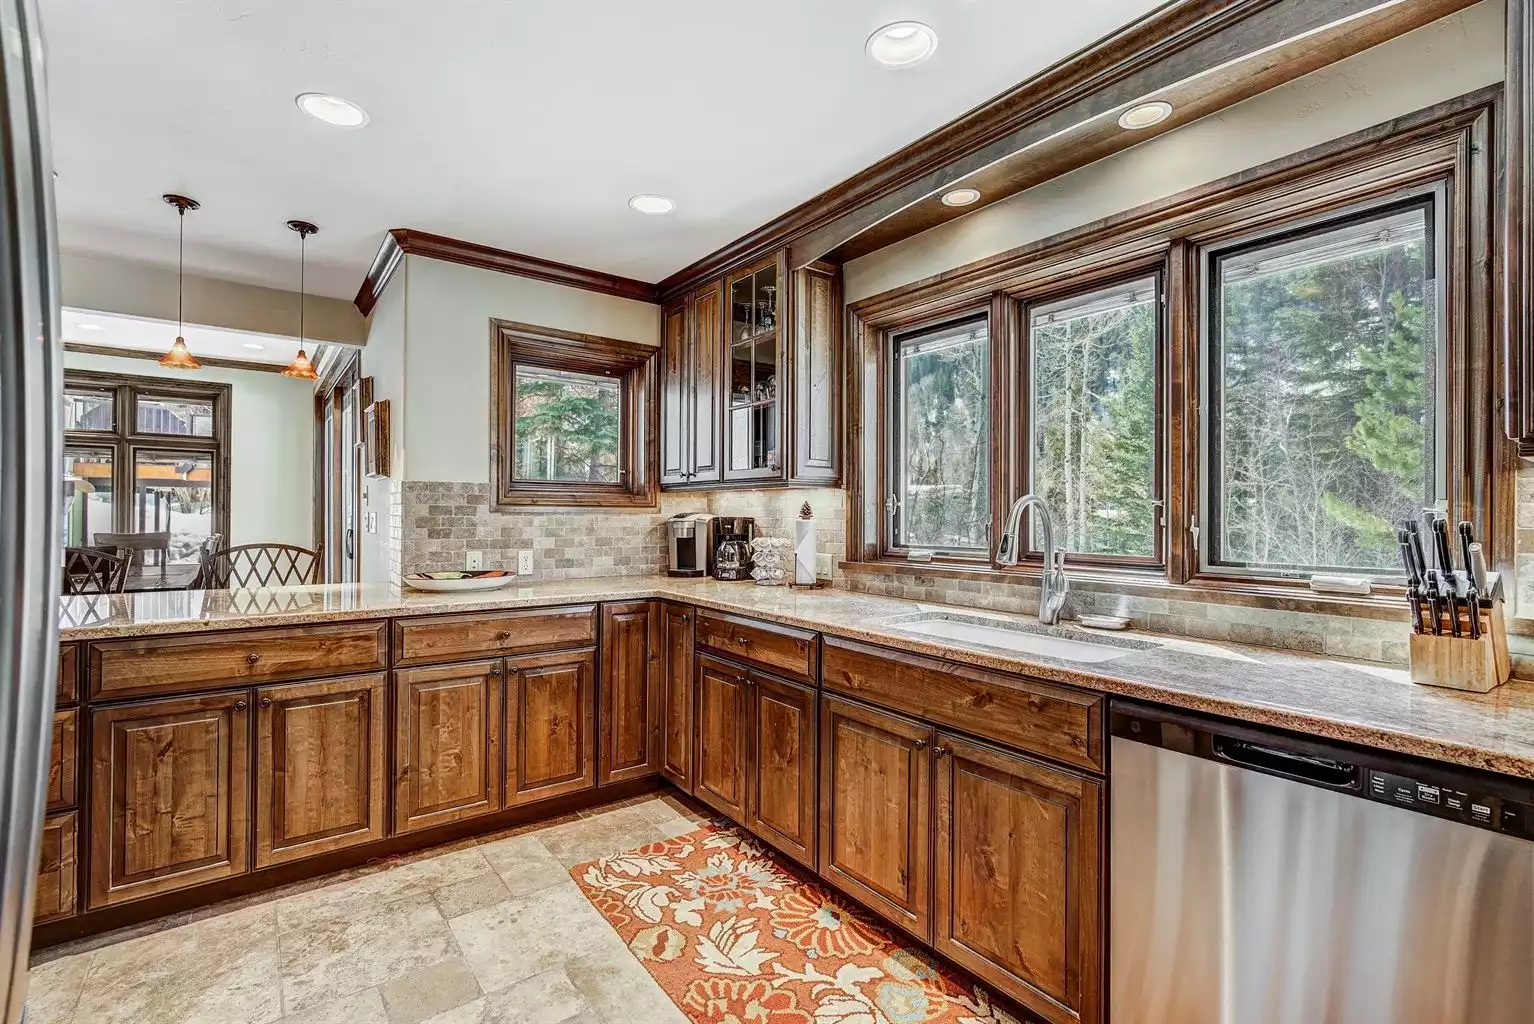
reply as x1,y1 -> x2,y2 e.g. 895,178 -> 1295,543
799,501 -> 813,520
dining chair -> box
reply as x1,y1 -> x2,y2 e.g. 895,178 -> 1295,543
62,547 -> 129,596
188,534 -> 224,589
201,544 -> 323,589
94,531 -> 171,574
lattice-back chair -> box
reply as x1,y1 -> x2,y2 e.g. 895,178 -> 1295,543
62,547 -> 129,596
188,534 -> 224,589
202,543 -> 323,589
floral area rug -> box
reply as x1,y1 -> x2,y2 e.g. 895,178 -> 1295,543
570,821 -> 1022,1024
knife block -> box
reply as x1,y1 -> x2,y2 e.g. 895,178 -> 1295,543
1408,598 -> 1510,693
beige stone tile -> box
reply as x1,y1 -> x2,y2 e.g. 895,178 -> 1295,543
25,950 -> 93,1024
281,986 -> 389,1024
629,794 -> 712,834
380,957 -> 483,1023
71,903 -> 282,1024
476,835 -> 572,899
535,805 -> 668,868
433,872 -> 513,919
562,942 -> 687,1024
418,969 -> 591,1024
279,890 -> 458,1016
448,883 -> 626,994
277,847 -> 492,926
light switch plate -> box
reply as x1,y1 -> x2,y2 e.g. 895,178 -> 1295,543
466,550 -> 483,571
518,550 -> 533,575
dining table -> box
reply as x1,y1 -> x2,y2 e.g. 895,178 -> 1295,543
121,564 -> 202,592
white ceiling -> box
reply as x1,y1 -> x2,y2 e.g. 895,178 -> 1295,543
43,0 -> 1165,300
61,308 -> 325,366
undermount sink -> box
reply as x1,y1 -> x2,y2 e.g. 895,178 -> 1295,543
885,612 -> 1157,664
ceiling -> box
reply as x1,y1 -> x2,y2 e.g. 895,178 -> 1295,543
61,308 -> 333,366
43,0 -> 1165,301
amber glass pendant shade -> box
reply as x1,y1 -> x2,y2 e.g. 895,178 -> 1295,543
158,336 -> 201,370
281,347 -> 318,379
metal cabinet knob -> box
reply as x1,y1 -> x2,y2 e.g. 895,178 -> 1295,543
259,697 -> 272,709
933,745 -> 950,758
497,630 -> 512,641
913,738 -> 927,751
234,700 -> 247,711
490,664 -> 502,676
246,653 -> 260,665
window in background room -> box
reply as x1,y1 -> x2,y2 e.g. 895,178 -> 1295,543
1029,275 -> 1161,562
1206,195 -> 1443,578
136,394 -> 215,436
61,448 -> 114,548
513,366 -> 622,484
890,316 -> 991,553
133,450 -> 217,564
63,386 -> 114,432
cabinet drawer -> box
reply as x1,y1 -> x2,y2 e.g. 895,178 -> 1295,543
47,708 -> 78,811
696,609 -> 818,683
34,811 -> 77,925
822,636 -> 1103,773
394,605 -> 598,667
88,622 -> 389,701
57,644 -> 78,705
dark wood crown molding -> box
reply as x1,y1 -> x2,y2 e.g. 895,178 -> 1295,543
353,229 -> 660,317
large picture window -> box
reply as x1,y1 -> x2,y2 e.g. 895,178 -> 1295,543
1205,194 -> 1443,578
61,370 -> 229,564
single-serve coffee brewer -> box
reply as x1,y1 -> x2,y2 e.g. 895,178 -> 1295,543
666,513 -> 719,578
713,517 -> 755,581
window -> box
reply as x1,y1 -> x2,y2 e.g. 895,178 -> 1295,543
1029,275 -> 1162,562
491,320 -> 657,508
890,316 -> 990,553
60,371 -> 228,560
1205,195 -> 1443,578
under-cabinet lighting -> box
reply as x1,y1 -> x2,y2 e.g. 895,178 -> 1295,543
1118,101 -> 1173,130
941,188 -> 981,207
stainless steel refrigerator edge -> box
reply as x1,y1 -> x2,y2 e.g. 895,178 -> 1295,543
0,0 -> 61,1019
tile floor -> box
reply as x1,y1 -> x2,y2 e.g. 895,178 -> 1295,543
27,792 -> 715,1024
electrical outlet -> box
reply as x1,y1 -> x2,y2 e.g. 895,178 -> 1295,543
466,550 -> 483,571
517,550 -> 533,575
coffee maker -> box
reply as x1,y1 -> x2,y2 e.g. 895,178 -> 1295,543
713,517 -> 755,581
666,513 -> 720,578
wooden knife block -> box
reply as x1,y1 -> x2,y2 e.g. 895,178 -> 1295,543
1408,599 -> 1510,693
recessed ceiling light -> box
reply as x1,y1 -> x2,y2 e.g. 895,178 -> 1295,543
867,22 -> 938,68
629,194 -> 676,215
295,92 -> 370,128
1118,101 -> 1173,130
242,342 -> 266,351
73,321 -> 105,332
941,188 -> 981,208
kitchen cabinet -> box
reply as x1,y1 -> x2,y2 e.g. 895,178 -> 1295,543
254,674 -> 387,868
725,253 -> 787,480
694,653 -> 750,820
818,694 -> 933,942
34,812 -> 76,925
658,602 -> 695,791
661,281 -> 723,485
746,673 -> 817,868
787,260 -> 841,483
88,692 -> 251,909
934,733 -> 1102,1024
46,708 -> 78,812
394,660 -> 503,833
599,601 -> 659,784
506,648 -> 596,805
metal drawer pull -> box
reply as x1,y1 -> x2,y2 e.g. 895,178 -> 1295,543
246,653 -> 260,665
497,630 -> 512,641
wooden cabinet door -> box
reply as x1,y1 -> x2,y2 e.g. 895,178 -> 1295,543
688,278 -> 723,483
747,673 -> 816,868
659,603 -> 695,791
934,733 -> 1103,1024
788,261 -> 841,484
661,297 -> 691,485
255,673 -> 386,868
394,661 -> 503,834
600,601 -> 659,784
506,648 -> 596,806
818,695 -> 933,942
694,654 -> 749,820
46,707 -> 78,811
89,692 -> 251,909
34,812 -> 77,924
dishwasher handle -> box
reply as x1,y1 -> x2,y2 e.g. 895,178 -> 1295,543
1212,734 -> 1362,790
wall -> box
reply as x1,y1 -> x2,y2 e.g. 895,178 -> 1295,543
360,264 -> 408,585
63,351 -> 314,548
845,1 -> 1506,303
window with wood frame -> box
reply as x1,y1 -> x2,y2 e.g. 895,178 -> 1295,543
490,319 -> 658,508
61,369 -> 230,563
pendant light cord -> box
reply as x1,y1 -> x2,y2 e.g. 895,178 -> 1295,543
176,205 -> 185,334
299,232 -> 306,347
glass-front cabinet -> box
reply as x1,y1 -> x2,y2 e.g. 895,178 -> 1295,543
726,256 -> 782,479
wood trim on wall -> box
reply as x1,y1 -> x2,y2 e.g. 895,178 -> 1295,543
1507,0 -> 1534,454
354,229 -> 660,316
64,343 -> 295,377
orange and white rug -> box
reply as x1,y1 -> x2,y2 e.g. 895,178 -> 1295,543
570,821 -> 1021,1024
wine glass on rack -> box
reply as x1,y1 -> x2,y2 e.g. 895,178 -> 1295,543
760,285 -> 777,333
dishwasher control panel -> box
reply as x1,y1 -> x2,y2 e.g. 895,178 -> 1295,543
1367,769 -> 1532,838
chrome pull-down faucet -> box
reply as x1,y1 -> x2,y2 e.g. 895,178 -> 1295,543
997,494 -> 1069,625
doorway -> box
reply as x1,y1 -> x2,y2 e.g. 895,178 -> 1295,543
317,354 -> 362,584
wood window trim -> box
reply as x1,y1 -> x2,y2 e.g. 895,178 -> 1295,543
489,319 -> 658,509
845,86 -> 1507,615
63,368 -> 232,543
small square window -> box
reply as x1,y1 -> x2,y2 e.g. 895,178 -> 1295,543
512,366 -> 622,484
137,394 -> 216,437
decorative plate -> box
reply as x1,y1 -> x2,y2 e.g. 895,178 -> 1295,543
403,570 -> 518,593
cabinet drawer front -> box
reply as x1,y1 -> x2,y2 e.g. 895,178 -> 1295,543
34,811 -> 77,925
88,622 -> 388,700
57,644 -> 78,705
823,637 -> 1102,773
394,605 -> 598,666
47,708 -> 79,811
696,609 -> 818,683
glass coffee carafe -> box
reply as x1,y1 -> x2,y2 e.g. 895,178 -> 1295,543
713,517 -> 755,581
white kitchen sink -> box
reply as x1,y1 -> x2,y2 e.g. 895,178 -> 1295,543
887,613 -> 1155,663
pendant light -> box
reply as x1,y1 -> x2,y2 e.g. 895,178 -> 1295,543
282,219 -> 319,380
158,194 -> 202,370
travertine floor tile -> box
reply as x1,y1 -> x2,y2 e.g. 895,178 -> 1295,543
276,847 -> 493,926
419,969 -> 592,1024
71,903 -> 282,1024
535,805 -> 668,867
449,883 -> 627,994
432,871 -> 512,919
475,834 -> 570,899
562,942 -> 687,1024
280,986 -> 389,1024
379,956 -> 483,1023
24,948 -> 92,1024
279,890 -> 457,1015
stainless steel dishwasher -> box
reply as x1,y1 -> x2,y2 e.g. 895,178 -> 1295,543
1110,700 -> 1534,1024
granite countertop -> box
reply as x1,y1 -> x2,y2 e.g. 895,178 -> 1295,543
59,576 -> 1534,780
